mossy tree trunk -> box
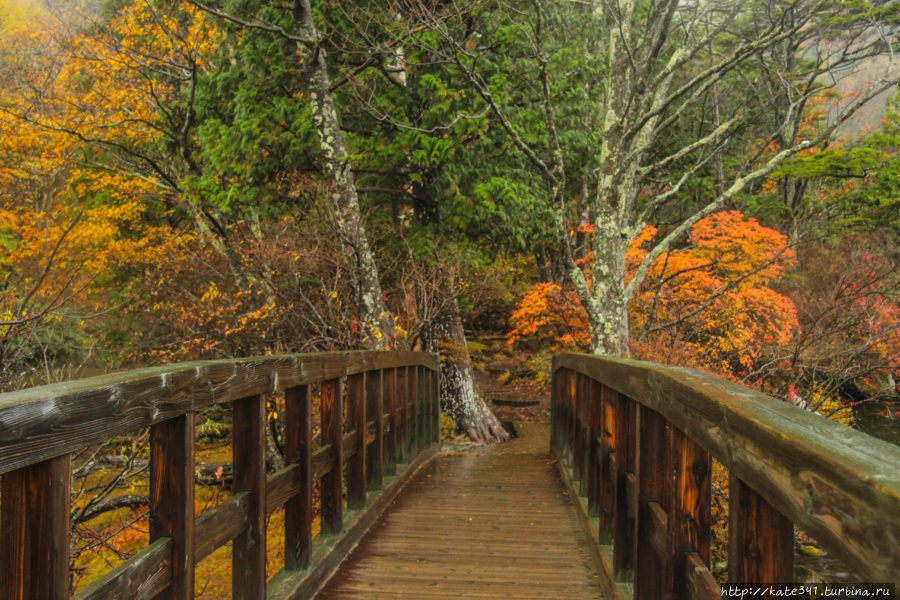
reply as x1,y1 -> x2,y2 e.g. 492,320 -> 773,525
426,291 -> 508,443
292,0 -> 393,347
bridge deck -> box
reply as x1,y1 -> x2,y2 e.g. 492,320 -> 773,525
317,422 -> 604,599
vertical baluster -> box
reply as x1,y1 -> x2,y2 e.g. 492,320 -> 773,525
635,407 -> 669,599
567,369 -> 577,467
320,378 -> 343,534
550,366 -> 560,454
284,385 -> 312,569
557,369 -> 568,459
384,368 -> 397,475
588,379 -> 602,518
420,368 -> 430,444
346,373 -> 367,510
366,370 -> 384,491
613,393 -> 637,580
232,395 -> 266,599
408,366 -> 418,458
598,385 -> 616,542
0,454 -> 71,600
728,476 -> 793,583
417,366 -> 426,451
574,373 -> 586,494
396,368 -> 407,464
668,426 -> 711,596
431,367 -> 441,444
558,369 -> 570,462
150,414 -> 195,600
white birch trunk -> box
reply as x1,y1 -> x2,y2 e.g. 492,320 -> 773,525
293,0 -> 393,347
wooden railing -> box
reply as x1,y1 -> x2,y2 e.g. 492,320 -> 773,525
552,353 -> 900,600
0,351 -> 440,600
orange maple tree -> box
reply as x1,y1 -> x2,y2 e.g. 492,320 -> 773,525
508,211 -> 800,377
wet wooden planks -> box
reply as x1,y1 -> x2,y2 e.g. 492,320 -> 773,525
316,422 -> 604,599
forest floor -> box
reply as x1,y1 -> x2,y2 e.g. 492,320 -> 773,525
468,335 -> 552,426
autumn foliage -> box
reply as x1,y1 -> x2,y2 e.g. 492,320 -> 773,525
509,211 -> 800,375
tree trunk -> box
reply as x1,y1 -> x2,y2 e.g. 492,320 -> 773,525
587,207 -> 631,356
292,0 -> 393,347
425,291 -> 508,443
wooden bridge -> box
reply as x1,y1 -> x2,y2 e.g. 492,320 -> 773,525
0,351 -> 898,600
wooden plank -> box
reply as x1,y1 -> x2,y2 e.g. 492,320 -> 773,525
555,437 -> 633,600
193,492 -> 249,563
321,378 -> 343,534
0,454 -> 71,600
646,502 -> 668,562
347,373 -> 367,510
366,370 -> 383,491
554,353 -> 900,580
232,395 -> 266,600
312,444 -> 334,481
149,414 -> 194,600
0,351 -> 438,476
383,368 -> 397,475
728,475 -> 793,583
317,423 -> 604,600
684,553 -> 720,600
73,538 -> 171,600
669,425 -> 711,596
342,430 -> 358,459
635,406 -> 669,599
266,446 -> 440,600
613,392 -> 636,580
284,385 -> 312,569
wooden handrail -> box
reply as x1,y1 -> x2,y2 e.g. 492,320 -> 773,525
551,353 -> 900,600
0,351 -> 441,600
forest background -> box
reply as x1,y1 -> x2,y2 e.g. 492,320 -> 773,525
1,0 -> 899,592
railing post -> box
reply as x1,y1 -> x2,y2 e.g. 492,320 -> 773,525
0,454 -> 71,600
232,394 -> 266,599
668,426 -> 711,595
366,370 -> 384,491
567,370 -> 577,467
574,373 -> 586,495
613,392 -> 637,580
347,373 -> 367,510
587,379 -> 602,518
395,368 -> 407,464
417,366 -> 426,451
284,385 -> 312,569
408,366 -> 418,458
599,384 -> 616,542
149,414 -> 195,600
550,366 -> 559,454
384,368 -> 398,475
432,367 -> 440,444
557,368 -> 570,463
728,475 -> 793,583
321,378 -> 343,534
635,407 -> 670,599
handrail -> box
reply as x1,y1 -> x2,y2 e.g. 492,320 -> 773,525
551,353 -> 900,600
0,351 -> 441,600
